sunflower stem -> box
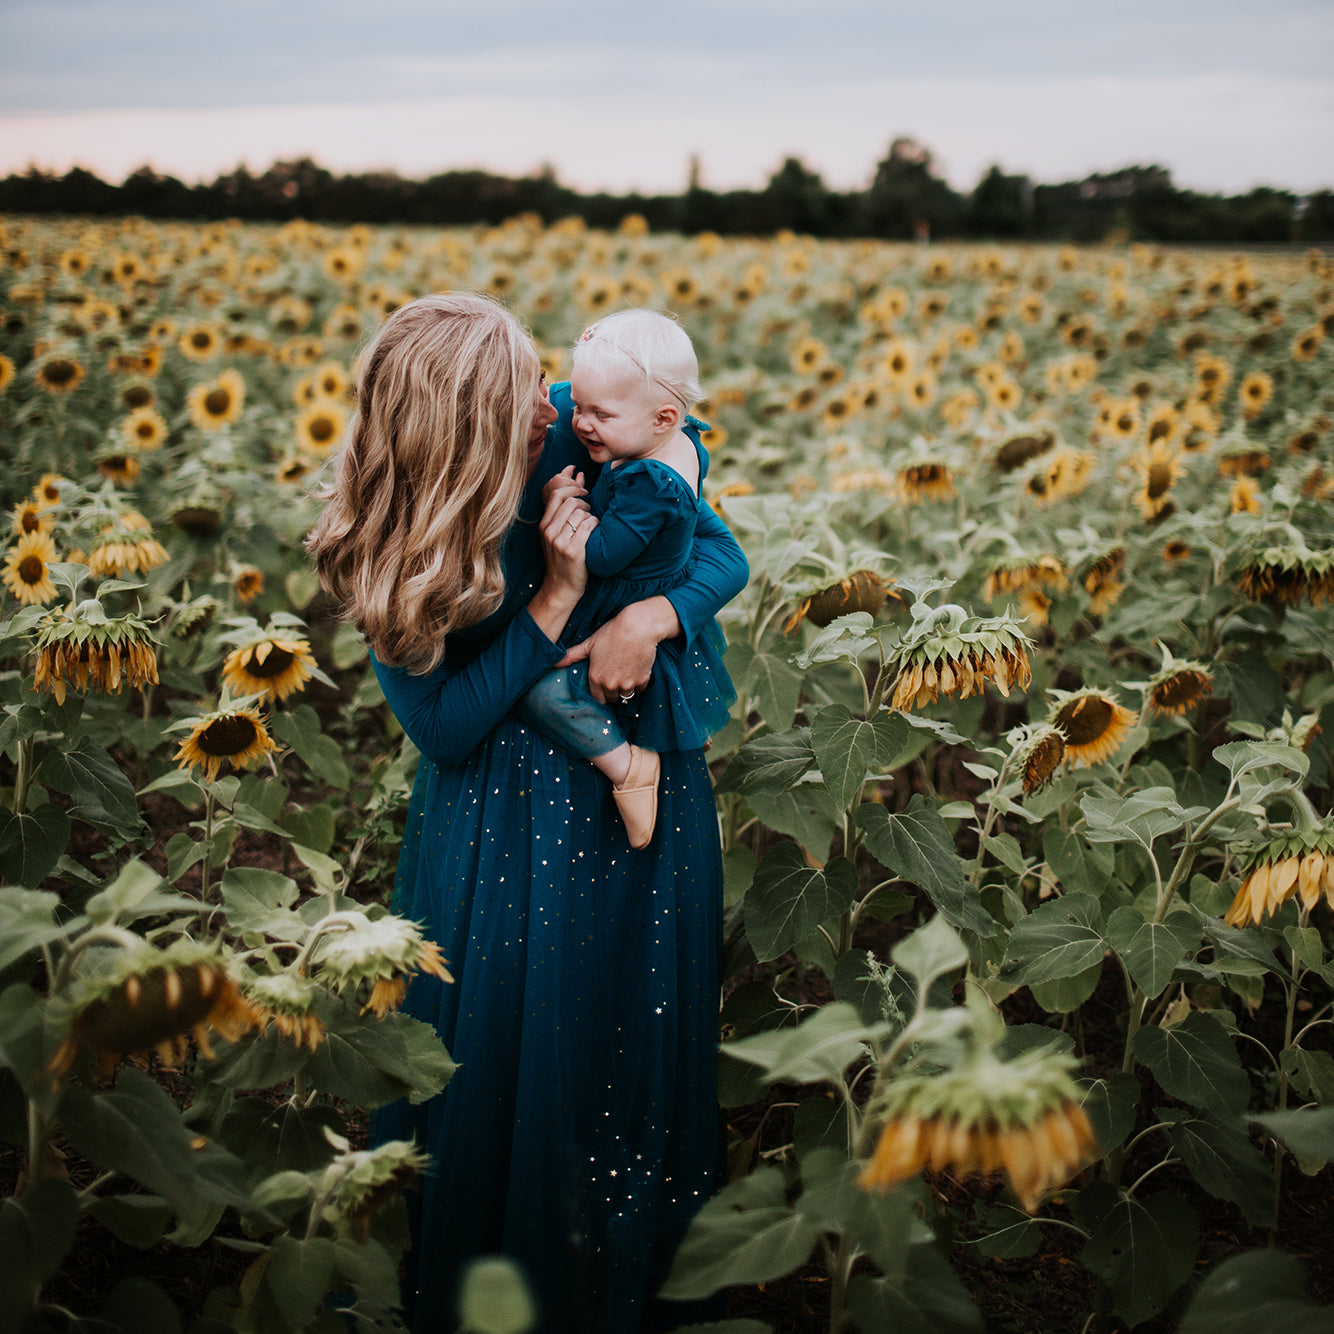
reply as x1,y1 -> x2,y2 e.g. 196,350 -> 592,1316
12,734 -> 34,815
199,790 -> 215,902
1268,918 -> 1305,1244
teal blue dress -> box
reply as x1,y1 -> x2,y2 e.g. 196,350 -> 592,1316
517,411 -> 736,760
370,386 -> 747,1334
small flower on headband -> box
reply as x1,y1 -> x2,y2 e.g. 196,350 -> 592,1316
578,324 -> 598,342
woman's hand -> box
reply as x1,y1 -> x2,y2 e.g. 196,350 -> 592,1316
557,596 -> 681,704
526,487 -> 597,643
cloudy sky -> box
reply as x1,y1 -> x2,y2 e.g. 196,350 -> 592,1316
2,0 -> 1330,196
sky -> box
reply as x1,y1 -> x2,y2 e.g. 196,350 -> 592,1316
1,0 -> 1331,197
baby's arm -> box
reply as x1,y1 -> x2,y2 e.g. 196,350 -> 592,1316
582,469 -> 670,579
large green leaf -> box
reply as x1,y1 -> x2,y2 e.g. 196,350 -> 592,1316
892,915 -> 967,996
0,803 -> 70,886
1178,1250 -> 1334,1334
659,1167 -> 820,1300
855,797 -> 994,937
0,888 -> 76,973
264,1235 -> 337,1329
810,706 -> 906,812
39,736 -> 145,840
305,1005 -> 456,1107
1000,892 -> 1105,986
728,640 -> 804,733
1080,787 -> 1206,851
0,1178 -> 79,1316
1042,826 -> 1113,895
1080,1073 -> 1141,1156
1134,1011 -> 1251,1112
744,845 -> 857,962
271,705 -> 350,790
98,1279 -> 183,1334
716,727 -> 815,798
1079,1185 -> 1198,1328
218,1097 -> 343,1185
1157,1110 -> 1272,1225
1105,907 -> 1200,998
1252,1106 -> 1334,1170
220,866 -> 305,939
86,1195 -> 174,1249
744,788 -> 840,862
845,1243 -> 984,1334
722,1002 -> 888,1086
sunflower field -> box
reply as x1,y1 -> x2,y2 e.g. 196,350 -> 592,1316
1,211 -> 1333,1333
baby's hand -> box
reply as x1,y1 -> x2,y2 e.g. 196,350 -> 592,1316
542,465 -> 587,508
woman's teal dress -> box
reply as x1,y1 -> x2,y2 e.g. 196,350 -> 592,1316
370,385 -> 747,1333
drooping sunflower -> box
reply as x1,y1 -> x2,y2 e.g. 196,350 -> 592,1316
783,570 -> 893,634
33,603 -> 159,705
233,565 -> 264,604
888,604 -> 1032,711
175,705 -> 279,783
96,450 -> 142,486
1235,545 -> 1334,608
49,940 -> 263,1079
1223,829 -> 1334,927
859,1039 -> 1098,1214
2,531 -> 59,605
313,911 -> 453,1019
187,369 -> 246,432
119,405 -> 169,451
295,401 -> 347,455
1015,725 -> 1066,795
1082,547 -> 1126,616
222,635 -> 316,702
1049,688 -> 1137,768
982,555 -> 1068,604
1143,657 -> 1212,718
992,429 -> 1054,473
1028,447 -> 1095,505
897,458 -> 952,503
1238,371 -> 1275,420
87,512 -> 169,577
1130,440 -> 1187,521
34,352 -> 86,395
245,972 -> 325,1051
276,456 -> 313,485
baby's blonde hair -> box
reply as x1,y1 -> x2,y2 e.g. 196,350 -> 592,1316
572,308 -> 702,410
306,292 -> 540,674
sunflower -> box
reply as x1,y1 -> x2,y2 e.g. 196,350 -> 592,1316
1130,440 -> 1186,521
33,604 -> 159,705
1144,404 -> 1180,447
789,336 -> 827,376
985,378 -> 1022,413
322,247 -> 363,282
245,972 -> 325,1051
313,911 -> 453,1018
1236,546 -> 1334,608
897,458 -> 952,503
0,353 -> 14,394
119,379 -> 155,411
187,369 -> 245,431
982,556 -> 1068,603
222,635 -> 316,702
888,605 -> 1032,711
1083,547 -> 1126,615
49,940 -> 262,1079
1049,688 -> 1137,768
1029,448 -> 1095,505
11,499 -> 51,539
178,323 -> 223,362
1238,371 -> 1274,420
34,352 -> 85,394
783,570 -> 893,634
1194,355 -> 1231,404
1143,658 -> 1212,718
58,248 -> 92,278
1223,829 -> 1334,927
1230,476 -> 1263,516
859,1041 -> 1097,1214
1015,725 -> 1066,795
1291,326 -> 1324,361
32,474 -> 64,509
295,402 -> 347,455
87,513 -> 169,577
323,303 -> 364,341
175,705 -> 279,783
2,531 -> 58,605
96,451 -> 142,486
120,405 -> 169,451
276,456 -> 313,485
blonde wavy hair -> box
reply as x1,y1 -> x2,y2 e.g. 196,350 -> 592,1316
306,292 -> 540,673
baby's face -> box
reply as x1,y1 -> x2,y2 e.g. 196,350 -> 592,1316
569,366 -> 662,465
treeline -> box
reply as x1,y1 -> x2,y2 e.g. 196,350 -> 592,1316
2,137 -> 1331,244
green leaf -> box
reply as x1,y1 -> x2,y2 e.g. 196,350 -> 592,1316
855,796 -> 994,937
99,1278 -> 183,1334
972,1205 -> 1042,1260
0,888 -> 75,973
892,915 -> 968,995
218,1097 -> 342,1185
86,1195 -> 174,1249
810,705 -> 881,811
1134,1011 -> 1251,1112
1211,740 -> 1309,786
1079,1185 -> 1198,1328
271,705 -> 350,790
305,1005 -> 456,1107
1043,826 -> 1114,895
1179,1250 -> 1334,1334
264,1235 -> 336,1329
731,641 -> 804,733
0,1178 -> 79,1314
1081,1073 -> 1141,1156
744,846 -> 857,963
285,567 -> 322,612
792,612 -> 878,668
658,1167 -> 820,1300
716,728 -> 815,798
1252,1106 -> 1334,1170
220,866 -> 303,937
1106,908 -> 1200,998
39,736 -> 145,839
1160,1109 -> 1273,1223
83,859 -> 167,925
722,1002 -> 888,1085
981,831 -> 1028,877
283,804 -> 336,855
1281,1046 -> 1334,1105
1000,892 -> 1105,986
845,1243 -> 984,1334
744,788 -> 840,862
0,802 -> 70,886
457,1255 -> 538,1334
1029,962 -> 1103,1013
1081,787 -> 1206,850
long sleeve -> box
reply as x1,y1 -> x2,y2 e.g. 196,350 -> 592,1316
664,503 -> 749,647
371,608 -> 565,766
583,468 -> 670,579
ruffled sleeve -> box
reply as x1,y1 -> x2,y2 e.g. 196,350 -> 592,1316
583,463 -> 690,579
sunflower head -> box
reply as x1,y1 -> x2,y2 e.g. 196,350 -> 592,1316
992,430 -> 1054,473
1014,725 -> 1067,795
33,601 -> 159,705
32,475 -> 65,510
1235,545 -> 1334,609
784,570 -> 894,635
170,593 -> 220,641
1142,650 -> 1213,718
221,633 -> 317,702
2,531 -> 59,606
982,555 -> 1068,603
1048,687 -> 1138,769
244,971 -> 326,1050
1082,547 -> 1126,616
187,369 -> 246,432
86,515 -> 169,578
174,706 -> 279,784
1223,828 -> 1334,927
35,352 -> 86,395
313,911 -> 453,1018
888,604 -> 1033,712
50,939 -> 263,1079
318,1140 -> 432,1241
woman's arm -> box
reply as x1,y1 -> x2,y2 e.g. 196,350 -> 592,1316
663,502 -> 749,645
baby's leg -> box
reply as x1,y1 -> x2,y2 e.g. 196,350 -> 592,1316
516,663 -> 634,782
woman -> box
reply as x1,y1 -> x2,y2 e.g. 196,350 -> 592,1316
307,293 -> 746,1333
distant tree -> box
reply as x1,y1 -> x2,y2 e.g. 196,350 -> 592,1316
1298,191 -> 1334,242
962,165 -> 1031,238
859,137 -> 962,240
762,157 -> 835,235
